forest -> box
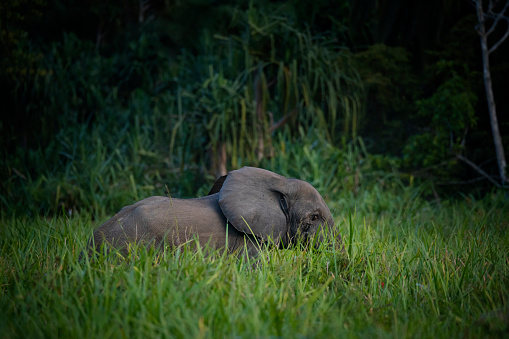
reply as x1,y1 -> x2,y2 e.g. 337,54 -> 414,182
1,0 -> 508,215
1,1 -> 508,337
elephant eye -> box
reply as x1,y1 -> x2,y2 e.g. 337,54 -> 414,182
311,214 -> 319,221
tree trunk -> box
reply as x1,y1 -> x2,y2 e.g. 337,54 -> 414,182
476,0 -> 508,185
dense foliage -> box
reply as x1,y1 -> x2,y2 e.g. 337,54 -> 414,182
1,0 -> 508,216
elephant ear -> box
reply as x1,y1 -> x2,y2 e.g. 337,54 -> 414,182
218,167 -> 288,243
208,175 -> 227,195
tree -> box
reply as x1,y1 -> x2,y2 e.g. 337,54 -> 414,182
473,0 -> 509,185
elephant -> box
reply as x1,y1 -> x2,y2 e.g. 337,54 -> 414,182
86,166 -> 340,257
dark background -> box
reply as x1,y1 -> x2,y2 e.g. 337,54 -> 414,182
1,0 -> 508,216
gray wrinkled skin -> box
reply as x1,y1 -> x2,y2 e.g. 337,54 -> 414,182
87,167 -> 341,257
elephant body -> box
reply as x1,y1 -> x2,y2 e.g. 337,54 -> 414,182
90,194 -> 258,255
88,167 -> 340,256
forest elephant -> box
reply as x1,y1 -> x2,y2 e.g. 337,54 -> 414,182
87,166 -> 341,257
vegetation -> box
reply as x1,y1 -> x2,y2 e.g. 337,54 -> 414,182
1,185 -> 508,337
1,1 -> 508,217
1,1 -> 508,337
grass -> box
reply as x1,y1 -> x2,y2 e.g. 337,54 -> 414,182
1,189 -> 508,338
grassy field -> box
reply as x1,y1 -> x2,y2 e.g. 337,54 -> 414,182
1,187 -> 508,338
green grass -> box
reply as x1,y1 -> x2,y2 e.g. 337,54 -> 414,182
1,190 -> 508,338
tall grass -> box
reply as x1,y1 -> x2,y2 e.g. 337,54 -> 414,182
174,8 -> 365,165
1,188 -> 507,338
1,10 -> 365,217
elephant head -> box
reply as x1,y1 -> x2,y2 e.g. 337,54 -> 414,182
210,167 -> 338,248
